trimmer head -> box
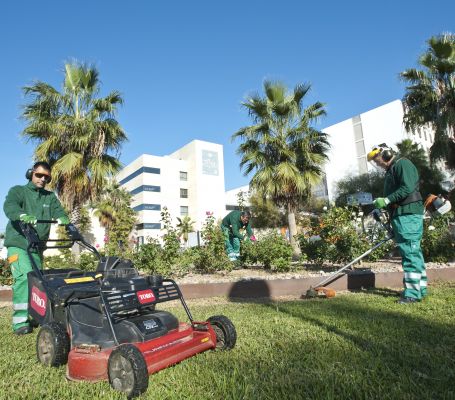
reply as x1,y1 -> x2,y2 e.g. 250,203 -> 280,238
304,286 -> 336,299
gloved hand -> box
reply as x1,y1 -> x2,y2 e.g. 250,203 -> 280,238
249,235 -> 257,242
19,214 -> 37,225
56,216 -> 70,225
373,197 -> 390,209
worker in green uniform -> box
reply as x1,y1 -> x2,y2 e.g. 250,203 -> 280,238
3,161 -> 69,334
367,144 -> 425,304
221,210 -> 256,261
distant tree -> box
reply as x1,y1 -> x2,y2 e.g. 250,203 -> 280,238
395,139 -> 444,197
236,189 -> 249,211
232,80 -> 329,256
94,182 -> 137,255
401,33 -> 455,170
335,171 -> 384,207
249,191 -> 287,229
21,61 -> 127,227
176,216 -> 195,247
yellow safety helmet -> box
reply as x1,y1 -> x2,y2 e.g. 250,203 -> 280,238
367,143 -> 394,162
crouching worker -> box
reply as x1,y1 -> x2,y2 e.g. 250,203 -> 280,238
221,210 -> 256,261
367,144 -> 425,305
3,161 -> 70,334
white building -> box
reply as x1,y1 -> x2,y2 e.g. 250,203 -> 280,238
323,99 -> 434,201
117,140 -> 226,244
225,185 -> 250,211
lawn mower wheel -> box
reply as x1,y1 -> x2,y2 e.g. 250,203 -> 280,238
36,322 -> 70,367
207,315 -> 237,350
108,344 -> 149,399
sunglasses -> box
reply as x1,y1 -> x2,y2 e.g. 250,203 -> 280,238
34,173 -> 51,182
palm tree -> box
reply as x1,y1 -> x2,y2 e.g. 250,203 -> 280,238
401,33 -> 455,170
93,182 -> 137,254
21,61 -> 127,227
176,216 -> 195,247
232,80 -> 330,256
395,139 -> 444,197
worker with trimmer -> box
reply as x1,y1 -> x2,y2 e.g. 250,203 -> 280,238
368,144 -> 425,304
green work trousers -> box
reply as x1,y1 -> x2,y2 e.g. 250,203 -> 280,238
391,214 -> 426,300
221,226 -> 241,258
7,247 -> 42,331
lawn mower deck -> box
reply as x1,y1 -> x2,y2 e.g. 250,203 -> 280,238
21,221 -> 236,398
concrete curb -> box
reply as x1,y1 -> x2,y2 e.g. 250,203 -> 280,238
1,267 -> 454,303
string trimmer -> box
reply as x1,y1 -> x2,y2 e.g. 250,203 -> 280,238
305,209 -> 394,298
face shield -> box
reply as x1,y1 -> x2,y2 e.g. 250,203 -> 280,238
367,147 -> 385,171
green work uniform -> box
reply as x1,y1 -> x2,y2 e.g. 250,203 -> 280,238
3,181 -> 67,331
221,210 -> 253,260
384,158 -> 426,300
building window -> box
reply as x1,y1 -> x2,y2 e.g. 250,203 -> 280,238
180,206 -> 189,216
136,223 -> 161,230
133,204 -> 161,212
129,185 -> 161,195
180,188 -> 188,198
119,166 -> 160,186
180,171 -> 188,181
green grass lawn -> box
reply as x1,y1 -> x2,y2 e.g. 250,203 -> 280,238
1,283 -> 455,400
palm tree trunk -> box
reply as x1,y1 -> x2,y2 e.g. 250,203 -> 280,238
70,204 -> 82,259
70,205 -> 82,229
287,203 -> 301,258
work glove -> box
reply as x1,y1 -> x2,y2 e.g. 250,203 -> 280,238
373,197 -> 390,209
19,214 -> 37,225
56,216 -> 70,225
249,235 -> 257,242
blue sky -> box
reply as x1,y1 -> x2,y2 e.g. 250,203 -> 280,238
1,0 -> 454,231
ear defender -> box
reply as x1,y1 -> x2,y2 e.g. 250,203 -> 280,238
25,168 -> 34,180
381,150 -> 393,162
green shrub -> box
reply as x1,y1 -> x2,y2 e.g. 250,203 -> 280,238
192,213 -> 232,273
0,258 -> 12,286
299,207 -> 393,264
171,247 -> 198,277
78,252 -> 99,271
422,212 -> 455,262
132,238 -> 171,276
241,232 -> 293,271
43,252 -> 74,269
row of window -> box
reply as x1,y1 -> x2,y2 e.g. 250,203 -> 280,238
133,204 -> 188,214
129,185 -> 188,198
119,166 -> 188,186
412,127 -> 433,143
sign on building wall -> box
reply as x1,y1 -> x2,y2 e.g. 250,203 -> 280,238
346,192 -> 373,205
202,150 -> 219,176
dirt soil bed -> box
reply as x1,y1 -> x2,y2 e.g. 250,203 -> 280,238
175,259 -> 455,284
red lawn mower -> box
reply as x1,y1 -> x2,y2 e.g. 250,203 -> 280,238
21,221 -> 236,398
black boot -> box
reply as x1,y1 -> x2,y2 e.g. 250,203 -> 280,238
397,297 -> 420,305
14,325 -> 33,335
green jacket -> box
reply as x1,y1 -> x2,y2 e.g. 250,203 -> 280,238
221,210 -> 253,240
384,157 -> 424,216
3,181 -> 67,250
